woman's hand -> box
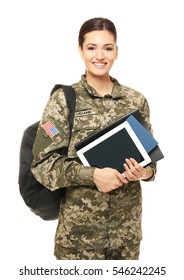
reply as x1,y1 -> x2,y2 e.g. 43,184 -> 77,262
93,167 -> 128,193
123,158 -> 153,181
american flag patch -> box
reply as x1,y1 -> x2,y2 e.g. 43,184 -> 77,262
41,121 -> 59,138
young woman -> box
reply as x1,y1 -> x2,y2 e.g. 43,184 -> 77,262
32,17 -> 156,260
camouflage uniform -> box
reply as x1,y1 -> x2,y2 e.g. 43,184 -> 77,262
32,75 -> 156,260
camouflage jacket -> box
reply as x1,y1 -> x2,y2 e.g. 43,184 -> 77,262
32,75 -> 157,250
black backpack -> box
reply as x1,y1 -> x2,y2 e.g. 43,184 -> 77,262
18,84 -> 76,220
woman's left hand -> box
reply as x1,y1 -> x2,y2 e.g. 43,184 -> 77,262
123,158 -> 153,181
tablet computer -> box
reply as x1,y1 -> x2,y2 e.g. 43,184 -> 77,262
76,120 -> 151,173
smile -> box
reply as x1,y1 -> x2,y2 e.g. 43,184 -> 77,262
93,62 -> 107,68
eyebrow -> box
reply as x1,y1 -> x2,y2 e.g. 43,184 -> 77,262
86,43 -> 115,47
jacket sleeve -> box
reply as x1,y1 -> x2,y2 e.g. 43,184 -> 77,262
139,97 -> 157,182
31,89 -> 95,191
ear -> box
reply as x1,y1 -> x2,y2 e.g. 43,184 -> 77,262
78,45 -> 84,60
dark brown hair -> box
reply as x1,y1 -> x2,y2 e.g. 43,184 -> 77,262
78,17 -> 117,48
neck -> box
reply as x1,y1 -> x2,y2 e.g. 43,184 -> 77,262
86,73 -> 113,96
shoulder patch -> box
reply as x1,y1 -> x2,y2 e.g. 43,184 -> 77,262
41,121 -> 59,138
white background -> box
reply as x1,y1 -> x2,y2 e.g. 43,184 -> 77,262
0,0 -> 183,279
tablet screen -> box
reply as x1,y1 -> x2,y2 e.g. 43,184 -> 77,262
77,121 -> 151,173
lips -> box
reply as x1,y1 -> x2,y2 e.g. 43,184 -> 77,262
93,62 -> 107,68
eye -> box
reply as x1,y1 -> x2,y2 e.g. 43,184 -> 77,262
105,47 -> 113,51
87,46 -> 95,51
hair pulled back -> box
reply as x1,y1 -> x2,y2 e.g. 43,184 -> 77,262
78,17 -> 117,48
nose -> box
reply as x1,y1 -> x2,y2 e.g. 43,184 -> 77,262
95,49 -> 105,60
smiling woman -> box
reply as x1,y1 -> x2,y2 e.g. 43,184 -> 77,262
78,19 -> 118,96
31,17 -> 157,260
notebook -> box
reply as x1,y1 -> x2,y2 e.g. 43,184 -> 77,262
76,119 -> 151,173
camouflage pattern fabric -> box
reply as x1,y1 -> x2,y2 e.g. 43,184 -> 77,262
31,74 -> 157,259
55,242 -> 140,260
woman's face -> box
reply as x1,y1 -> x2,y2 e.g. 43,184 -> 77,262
79,30 -> 118,77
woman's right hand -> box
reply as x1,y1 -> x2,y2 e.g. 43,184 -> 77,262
93,167 -> 128,193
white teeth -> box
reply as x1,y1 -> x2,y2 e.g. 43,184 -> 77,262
94,63 -> 105,66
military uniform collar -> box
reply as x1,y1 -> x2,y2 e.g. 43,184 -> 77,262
80,74 -> 129,98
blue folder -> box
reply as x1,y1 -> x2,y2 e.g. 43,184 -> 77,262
126,115 -> 158,153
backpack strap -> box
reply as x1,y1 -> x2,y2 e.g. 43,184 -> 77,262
62,85 -> 76,135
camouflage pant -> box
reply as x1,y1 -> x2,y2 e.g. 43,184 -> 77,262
54,243 -> 140,260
